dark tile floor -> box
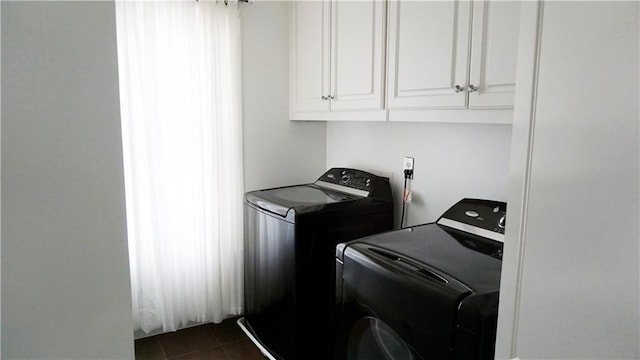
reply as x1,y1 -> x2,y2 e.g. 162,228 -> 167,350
134,317 -> 266,360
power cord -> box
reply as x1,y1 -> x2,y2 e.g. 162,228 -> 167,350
400,169 -> 413,228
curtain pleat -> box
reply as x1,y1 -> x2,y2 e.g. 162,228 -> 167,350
115,0 -> 244,334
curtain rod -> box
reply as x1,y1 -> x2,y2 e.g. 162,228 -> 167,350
195,0 -> 250,3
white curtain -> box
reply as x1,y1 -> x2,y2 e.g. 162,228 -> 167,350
115,0 -> 244,334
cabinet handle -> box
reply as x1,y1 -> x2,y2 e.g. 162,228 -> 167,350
328,95 -> 335,100
321,95 -> 328,101
468,84 -> 479,93
454,85 -> 465,93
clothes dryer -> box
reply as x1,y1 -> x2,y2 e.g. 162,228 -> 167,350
238,168 -> 393,360
335,198 -> 506,360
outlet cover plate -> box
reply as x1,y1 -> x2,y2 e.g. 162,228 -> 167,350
403,157 -> 414,171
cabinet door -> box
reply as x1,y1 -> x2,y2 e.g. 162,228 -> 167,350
387,0 -> 471,109
329,0 -> 386,112
290,1 -> 331,114
468,1 -> 520,108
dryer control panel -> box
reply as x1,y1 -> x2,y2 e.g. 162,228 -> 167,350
436,198 -> 507,243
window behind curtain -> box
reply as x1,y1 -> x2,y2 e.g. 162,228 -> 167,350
115,0 -> 244,334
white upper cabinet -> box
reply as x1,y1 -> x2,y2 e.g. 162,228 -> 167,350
290,0 -> 520,123
290,0 -> 330,114
386,0 -> 520,123
387,1 -> 472,109
468,1 -> 520,109
290,0 -> 387,121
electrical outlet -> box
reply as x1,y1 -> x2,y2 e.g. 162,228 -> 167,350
403,157 -> 414,171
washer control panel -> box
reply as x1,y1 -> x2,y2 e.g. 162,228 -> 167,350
314,168 -> 389,199
319,168 -> 372,191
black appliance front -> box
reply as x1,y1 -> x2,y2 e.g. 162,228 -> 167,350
239,168 -> 394,360
335,198 -> 506,360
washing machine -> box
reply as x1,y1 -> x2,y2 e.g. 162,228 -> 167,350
335,198 -> 506,360
238,167 -> 394,360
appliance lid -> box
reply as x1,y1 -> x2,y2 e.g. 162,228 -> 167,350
345,223 -> 502,293
244,167 -> 392,218
246,184 -> 358,217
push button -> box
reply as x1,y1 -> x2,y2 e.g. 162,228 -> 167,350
465,210 -> 479,218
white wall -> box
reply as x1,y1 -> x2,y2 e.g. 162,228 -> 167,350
1,2 -> 134,359
497,1 -> 640,359
241,1 -> 326,192
326,121 -> 512,227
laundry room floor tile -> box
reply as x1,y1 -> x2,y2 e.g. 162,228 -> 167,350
134,317 -> 266,360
